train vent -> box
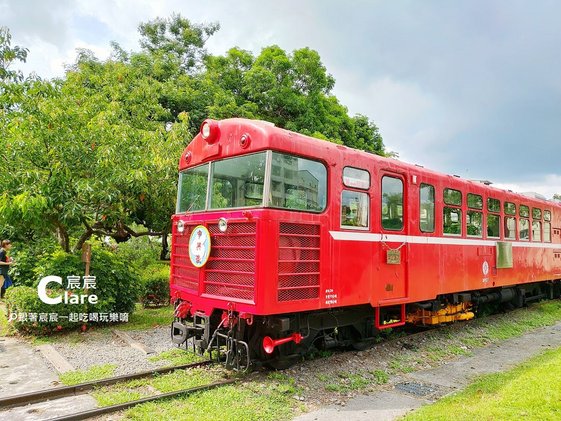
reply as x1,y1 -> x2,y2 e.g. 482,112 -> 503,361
278,223 -> 321,302
204,222 -> 257,301
171,225 -> 199,291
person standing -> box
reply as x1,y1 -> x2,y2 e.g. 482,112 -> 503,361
0,240 -> 13,298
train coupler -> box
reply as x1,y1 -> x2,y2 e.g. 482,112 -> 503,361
171,321 -> 204,345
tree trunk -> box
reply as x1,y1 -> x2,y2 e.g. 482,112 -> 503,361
54,221 -> 70,253
74,227 -> 93,253
160,230 -> 170,261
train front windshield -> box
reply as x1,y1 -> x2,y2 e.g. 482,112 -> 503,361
177,151 -> 327,213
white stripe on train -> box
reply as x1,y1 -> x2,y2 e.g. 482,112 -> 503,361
329,231 -> 561,249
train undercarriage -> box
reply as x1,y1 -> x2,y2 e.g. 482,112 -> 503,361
171,280 -> 561,370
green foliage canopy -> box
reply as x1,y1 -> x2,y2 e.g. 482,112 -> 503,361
0,16 -> 389,254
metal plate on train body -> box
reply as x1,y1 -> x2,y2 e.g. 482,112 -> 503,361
386,249 -> 401,265
496,241 -> 513,269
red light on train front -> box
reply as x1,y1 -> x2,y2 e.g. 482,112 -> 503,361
200,119 -> 220,144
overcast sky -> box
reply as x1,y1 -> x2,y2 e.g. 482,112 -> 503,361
2,0 -> 560,198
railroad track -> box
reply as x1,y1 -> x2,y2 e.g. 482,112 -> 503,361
0,360 -> 237,421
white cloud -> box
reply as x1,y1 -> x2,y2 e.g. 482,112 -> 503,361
494,174 -> 561,200
333,72 -> 473,168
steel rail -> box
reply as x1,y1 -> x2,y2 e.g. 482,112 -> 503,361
47,378 -> 238,421
0,360 -> 212,409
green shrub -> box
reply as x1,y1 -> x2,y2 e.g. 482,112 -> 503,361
140,263 -> 170,307
9,238 -> 59,287
7,242 -> 140,334
34,243 -> 140,314
114,234 -> 162,271
5,286 -> 87,334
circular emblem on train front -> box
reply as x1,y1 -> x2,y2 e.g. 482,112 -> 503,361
482,261 -> 490,276
189,225 -> 211,268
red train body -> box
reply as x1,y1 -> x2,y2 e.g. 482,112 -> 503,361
170,118 -> 561,368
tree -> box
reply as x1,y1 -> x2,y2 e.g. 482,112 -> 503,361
0,26 -> 28,83
1,15 -> 392,257
203,46 -> 391,156
0,54 -> 187,254
138,14 -> 219,73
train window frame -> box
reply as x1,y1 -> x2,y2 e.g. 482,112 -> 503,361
444,188 -> 462,206
544,210 -> 551,222
532,220 -> 542,242
381,176 -> 404,231
520,205 -> 530,217
177,162 -> 210,213
269,151 -> 328,213
419,183 -> 435,233
504,202 -> 516,216
487,197 -> 501,213
504,217 -> 516,240
343,167 -> 370,190
466,210 -> 483,237
532,208 -> 542,220
544,222 -> 552,242
341,190 -> 369,230
443,207 -> 462,236
519,218 -> 530,241
467,193 -> 483,210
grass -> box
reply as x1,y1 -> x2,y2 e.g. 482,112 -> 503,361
370,369 -> 389,384
93,368 -> 221,406
389,355 -> 415,373
90,367 -> 300,420
59,363 -> 117,385
321,369 -> 389,393
148,347 -> 205,366
123,382 -> 298,421
404,346 -> 561,421
114,304 -> 173,331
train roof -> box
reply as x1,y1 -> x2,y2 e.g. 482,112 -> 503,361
182,118 -> 560,211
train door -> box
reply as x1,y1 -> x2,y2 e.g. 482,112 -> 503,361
376,171 -> 408,304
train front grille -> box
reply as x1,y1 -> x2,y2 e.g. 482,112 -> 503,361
277,223 -> 321,302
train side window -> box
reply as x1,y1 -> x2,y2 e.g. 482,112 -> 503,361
444,188 -> 462,206
544,222 -> 552,242
420,183 -> 435,233
487,197 -> 500,213
443,207 -> 462,236
467,211 -> 482,237
381,177 -> 404,230
343,167 -> 370,190
520,205 -> 530,218
532,208 -> 542,220
504,217 -> 516,240
532,221 -> 542,242
467,193 -> 483,209
544,210 -> 551,222
341,190 -> 369,229
504,202 -> 516,216
519,218 -> 530,240
487,214 -> 500,238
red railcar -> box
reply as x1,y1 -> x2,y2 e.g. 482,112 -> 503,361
170,118 -> 561,368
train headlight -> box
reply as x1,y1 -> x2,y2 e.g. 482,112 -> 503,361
201,122 -> 211,138
200,119 -> 220,143
218,217 -> 228,232
177,220 -> 185,233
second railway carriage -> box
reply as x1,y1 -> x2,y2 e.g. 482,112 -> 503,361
170,118 -> 561,368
